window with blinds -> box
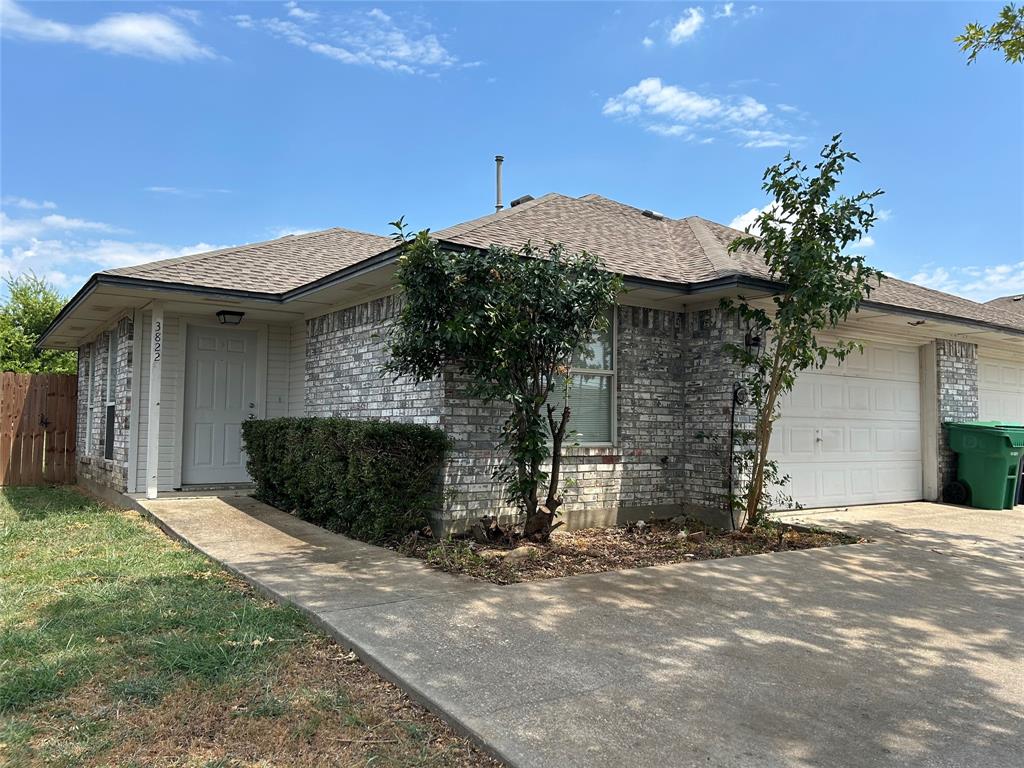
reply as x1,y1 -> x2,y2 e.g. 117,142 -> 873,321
547,309 -> 615,444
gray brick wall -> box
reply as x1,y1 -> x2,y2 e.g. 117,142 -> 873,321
680,308 -> 750,520
305,295 -> 442,422
302,297 -> 758,531
76,317 -> 133,492
439,305 -> 705,530
935,338 -> 979,493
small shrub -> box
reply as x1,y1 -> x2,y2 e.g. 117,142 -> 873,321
241,417 -> 449,544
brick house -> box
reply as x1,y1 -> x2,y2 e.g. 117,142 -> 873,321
38,194 -> 1024,530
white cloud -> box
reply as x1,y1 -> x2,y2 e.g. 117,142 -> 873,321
603,77 -> 802,147
715,4 -> 735,19
285,2 -> 318,22
745,5 -> 764,18
642,36 -> 655,48
268,226 -> 315,239
0,238 -> 224,293
0,198 -> 227,292
876,208 -> 893,222
2,196 -> 57,210
236,5 -> 464,75
647,123 -> 693,138
0,0 -> 216,61
908,262 -> 1024,303
1,210 -> 120,244
669,8 -> 705,44
855,235 -> 875,248
731,128 -> 805,148
729,205 -> 767,232
168,8 -> 202,25
144,185 -> 231,198
776,103 -> 799,113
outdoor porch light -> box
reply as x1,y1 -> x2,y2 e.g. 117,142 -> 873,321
216,310 -> 245,325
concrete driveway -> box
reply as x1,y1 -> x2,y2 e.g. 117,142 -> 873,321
143,497 -> 1023,768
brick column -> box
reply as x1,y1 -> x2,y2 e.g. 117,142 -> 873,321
935,339 -> 979,494
680,307 -> 750,525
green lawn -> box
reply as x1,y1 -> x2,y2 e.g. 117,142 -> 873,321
0,486 -> 498,768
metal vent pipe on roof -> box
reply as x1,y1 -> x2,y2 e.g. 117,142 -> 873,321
495,155 -> 504,212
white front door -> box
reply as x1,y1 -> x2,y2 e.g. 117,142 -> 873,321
182,326 -> 258,485
979,355 -> 1024,423
769,341 -> 923,508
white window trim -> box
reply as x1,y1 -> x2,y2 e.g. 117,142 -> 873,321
105,328 -> 117,407
561,306 -> 617,448
85,343 -> 96,452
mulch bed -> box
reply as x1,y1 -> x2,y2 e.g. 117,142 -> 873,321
398,518 -> 863,585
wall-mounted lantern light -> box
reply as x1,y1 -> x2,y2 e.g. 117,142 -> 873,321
744,329 -> 762,354
216,310 -> 245,326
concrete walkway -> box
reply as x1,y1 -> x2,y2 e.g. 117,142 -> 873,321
141,496 -> 1024,768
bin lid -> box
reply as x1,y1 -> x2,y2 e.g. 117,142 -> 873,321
945,421 -> 1024,447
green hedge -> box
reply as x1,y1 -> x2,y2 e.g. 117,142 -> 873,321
241,417 -> 449,543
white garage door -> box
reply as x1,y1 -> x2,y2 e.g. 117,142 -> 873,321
979,355 -> 1024,423
769,341 -> 922,508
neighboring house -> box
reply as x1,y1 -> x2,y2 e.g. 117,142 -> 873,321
39,193 -> 1024,529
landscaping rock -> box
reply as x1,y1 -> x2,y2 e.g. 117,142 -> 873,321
504,545 -> 538,562
687,530 -> 707,543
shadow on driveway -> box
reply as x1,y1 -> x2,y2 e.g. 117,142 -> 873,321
143,496 -> 1024,768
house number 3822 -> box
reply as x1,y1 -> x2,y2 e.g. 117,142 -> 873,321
153,320 -> 162,363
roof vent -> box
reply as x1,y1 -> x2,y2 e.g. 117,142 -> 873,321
642,209 -> 665,220
510,194 -> 534,208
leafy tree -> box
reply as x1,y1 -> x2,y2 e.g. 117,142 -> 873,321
385,222 -> 622,541
955,3 -> 1024,64
725,136 -> 885,527
0,272 -> 77,374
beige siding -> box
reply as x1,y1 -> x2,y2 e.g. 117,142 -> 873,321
288,320 -> 306,416
134,314 -> 295,492
134,310 -> 183,492
266,322 -> 291,418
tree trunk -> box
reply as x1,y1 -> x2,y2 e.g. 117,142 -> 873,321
522,402 -> 570,542
744,337 -> 785,528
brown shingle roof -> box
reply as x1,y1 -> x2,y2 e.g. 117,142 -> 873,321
987,295 -> 1024,315
435,193 -> 1024,334
95,192 -> 1023,335
103,227 -> 393,295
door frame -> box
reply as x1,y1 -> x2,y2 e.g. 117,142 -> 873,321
174,316 -> 268,488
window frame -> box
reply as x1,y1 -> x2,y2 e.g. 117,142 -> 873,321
103,328 -> 118,460
85,342 -> 96,453
556,306 -> 617,448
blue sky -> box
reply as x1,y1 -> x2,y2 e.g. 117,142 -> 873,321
1,1 -> 1021,301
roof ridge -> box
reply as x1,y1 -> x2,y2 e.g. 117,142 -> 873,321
684,216 -> 739,279
433,192 -> 565,243
103,226 -> 388,276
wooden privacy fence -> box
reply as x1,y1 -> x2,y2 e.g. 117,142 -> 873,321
1,372 -> 78,486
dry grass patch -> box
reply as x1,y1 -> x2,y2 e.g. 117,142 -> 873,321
0,486 -> 500,768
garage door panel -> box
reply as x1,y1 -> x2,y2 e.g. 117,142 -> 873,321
774,420 -> 920,461
770,341 -> 922,509
776,460 -> 921,507
979,355 -> 1024,423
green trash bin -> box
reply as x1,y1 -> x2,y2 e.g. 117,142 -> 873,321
944,422 -> 1024,510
